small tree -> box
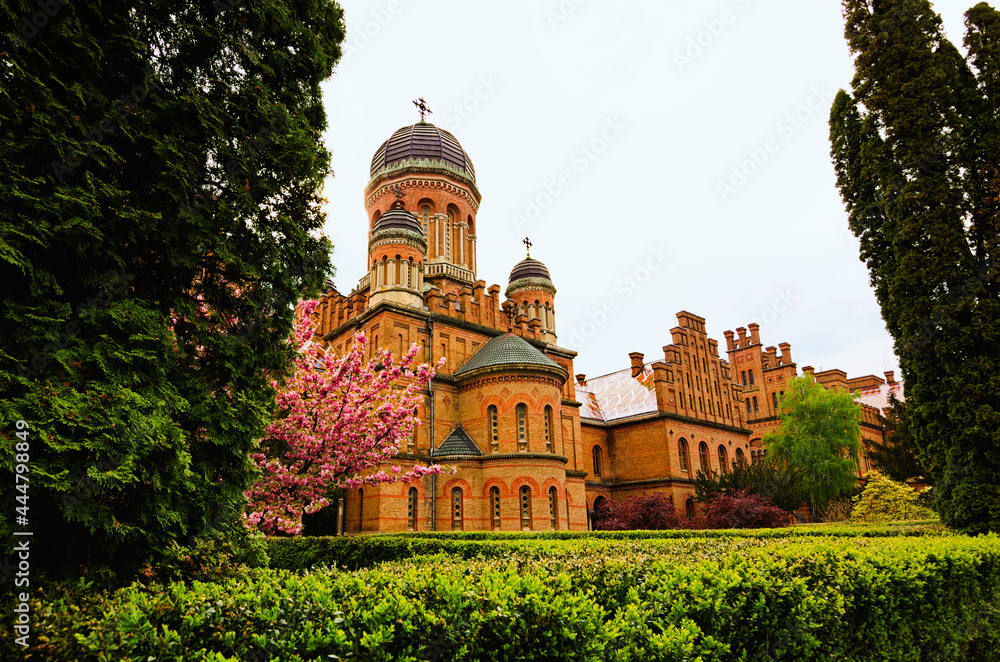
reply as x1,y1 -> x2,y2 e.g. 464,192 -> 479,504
244,301 -> 447,535
764,375 -> 862,512
703,490 -> 790,529
851,473 -> 935,524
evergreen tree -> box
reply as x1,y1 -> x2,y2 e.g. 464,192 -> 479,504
867,392 -> 932,485
763,376 -> 862,511
0,0 -> 345,581
830,0 -> 1000,532
693,458 -> 806,513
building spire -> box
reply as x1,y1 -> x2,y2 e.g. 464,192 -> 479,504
413,97 -> 432,122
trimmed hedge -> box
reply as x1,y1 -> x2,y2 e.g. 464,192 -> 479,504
266,521 -> 948,571
4,533 -> 998,661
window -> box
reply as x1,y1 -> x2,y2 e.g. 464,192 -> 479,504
544,406 -> 553,452
407,487 -> 418,531
451,487 -> 463,530
678,438 -> 690,472
488,405 -> 499,453
735,447 -> 746,466
357,488 -> 364,531
685,498 -> 695,519
745,398 -> 751,414
752,396 -> 759,413
520,486 -> 532,530
772,392 -> 778,410
490,486 -> 501,531
549,486 -> 558,530
516,404 -> 528,451
592,446 -> 603,477
742,371 -> 747,386
749,369 -> 755,385
699,442 -> 710,472
718,445 -> 729,473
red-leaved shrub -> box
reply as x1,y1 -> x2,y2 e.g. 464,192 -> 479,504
703,489 -> 790,529
594,493 -> 690,530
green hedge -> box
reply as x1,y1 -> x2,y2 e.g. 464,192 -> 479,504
5,534 -> 997,661
266,521 -> 948,571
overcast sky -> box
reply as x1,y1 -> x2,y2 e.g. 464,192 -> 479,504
318,0 -> 976,382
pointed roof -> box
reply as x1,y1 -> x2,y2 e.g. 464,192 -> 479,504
454,333 -> 562,377
434,424 -> 482,457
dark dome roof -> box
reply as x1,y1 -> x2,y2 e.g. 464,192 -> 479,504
455,333 -> 562,377
370,123 -> 475,180
509,257 -> 552,283
373,207 -> 423,235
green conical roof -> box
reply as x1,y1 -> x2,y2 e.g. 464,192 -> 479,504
455,333 -> 561,376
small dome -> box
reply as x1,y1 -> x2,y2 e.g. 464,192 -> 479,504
370,122 -> 475,180
455,333 -> 563,377
373,208 -> 423,235
509,257 -> 552,283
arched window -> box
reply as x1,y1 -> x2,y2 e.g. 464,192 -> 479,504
698,442 -> 710,472
678,438 -> 690,472
735,447 -> 746,466
544,406 -> 553,452
718,445 -> 729,473
516,404 -> 528,451
592,446 -> 603,477
488,405 -> 499,453
490,486 -> 501,531
772,392 -> 779,410
752,396 -> 759,413
746,398 -> 752,414
741,371 -> 747,386
420,205 -> 430,239
685,498 -> 695,519
749,369 -> 755,385
407,487 -> 418,531
520,486 -> 532,530
549,486 -> 558,530
451,487 -> 463,531
357,488 -> 364,532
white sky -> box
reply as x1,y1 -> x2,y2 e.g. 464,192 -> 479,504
319,0 -> 975,381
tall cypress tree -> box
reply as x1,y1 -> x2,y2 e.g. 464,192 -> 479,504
0,0 -> 344,580
830,0 -> 1000,533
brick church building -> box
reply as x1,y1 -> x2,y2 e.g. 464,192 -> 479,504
308,119 -> 900,533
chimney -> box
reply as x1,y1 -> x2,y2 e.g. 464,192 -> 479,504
723,330 -> 735,351
736,327 -> 747,348
778,342 -> 791,365
748,322 -> 760,346
802,366 -> 815,378
628,352 -> 645,378
884,370 -> 895,385
576,374 -> 587,387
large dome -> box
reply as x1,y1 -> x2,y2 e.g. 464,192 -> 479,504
370,122 -> 475,180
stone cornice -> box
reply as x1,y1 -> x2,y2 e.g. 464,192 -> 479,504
506,277 -> 557,298
366,166 -> 482,207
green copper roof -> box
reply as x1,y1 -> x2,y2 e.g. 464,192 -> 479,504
435,424 -> 482,457
455,333 -> 561,376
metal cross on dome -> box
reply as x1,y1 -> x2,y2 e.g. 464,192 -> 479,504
413,97 -> 432,122
391,185 -> 405,205
523,236 -> 532,257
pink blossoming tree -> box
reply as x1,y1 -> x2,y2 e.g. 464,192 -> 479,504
244,300 -> 446,534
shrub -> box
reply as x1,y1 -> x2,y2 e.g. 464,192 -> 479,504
703,489 -> 790,529
593,492 -> 688,530
851,473 -> 936,524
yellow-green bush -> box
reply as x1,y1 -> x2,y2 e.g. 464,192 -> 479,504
851,473 -> 936,523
